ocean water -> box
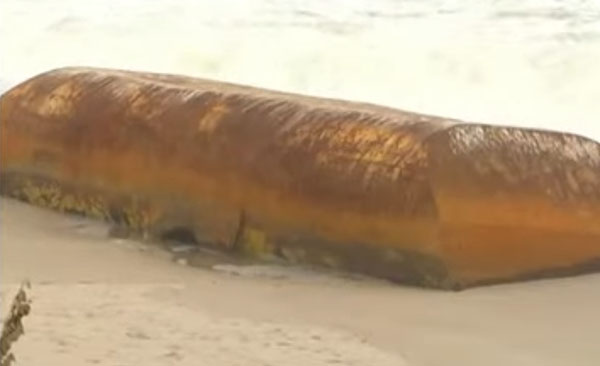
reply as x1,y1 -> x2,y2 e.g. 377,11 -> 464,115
1,0 -> 599,140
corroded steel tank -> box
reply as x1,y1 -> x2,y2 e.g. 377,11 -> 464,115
2,67 -> 600,289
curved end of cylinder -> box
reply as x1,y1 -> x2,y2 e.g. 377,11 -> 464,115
426,124 -> 600,287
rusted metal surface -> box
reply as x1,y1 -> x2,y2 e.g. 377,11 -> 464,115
430,125 -> 600,285
2,67 -> 600,289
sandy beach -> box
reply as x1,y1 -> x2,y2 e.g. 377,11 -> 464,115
0,198 -> 599,365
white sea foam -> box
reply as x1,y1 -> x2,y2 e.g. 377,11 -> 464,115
1,0 -> 599,140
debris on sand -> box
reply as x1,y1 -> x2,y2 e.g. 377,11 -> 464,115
1,282 -> 32,366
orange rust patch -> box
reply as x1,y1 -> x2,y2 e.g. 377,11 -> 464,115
197,102 -> 228,133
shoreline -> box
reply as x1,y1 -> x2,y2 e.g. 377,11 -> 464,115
2,198 -> 600,365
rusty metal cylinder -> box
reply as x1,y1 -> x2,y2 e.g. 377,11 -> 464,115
2,67 -> 600,289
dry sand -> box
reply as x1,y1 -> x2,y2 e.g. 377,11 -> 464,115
1,198 -> 600,366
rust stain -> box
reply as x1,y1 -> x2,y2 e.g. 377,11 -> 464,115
2,66 -> 600,289
36,81 -> 82,118
197,102 -> 228,133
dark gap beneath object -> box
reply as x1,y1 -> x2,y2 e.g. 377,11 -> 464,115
161,226 -> 198,245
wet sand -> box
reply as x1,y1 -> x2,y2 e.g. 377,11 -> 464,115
2,198 -> 600,365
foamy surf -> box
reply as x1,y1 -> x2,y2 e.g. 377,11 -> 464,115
1,0 -> 599,139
